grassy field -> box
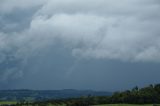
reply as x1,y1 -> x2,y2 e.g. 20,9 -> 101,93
94,104 -> 158,106
0,102 -> 159,106
38,104 -> 154,106
0,102 -> 157,106
0,101 -> 17,105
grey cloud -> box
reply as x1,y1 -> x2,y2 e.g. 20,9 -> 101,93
0,0 -> 160,89
0,0 -> 46,14
30,0 -> 160,62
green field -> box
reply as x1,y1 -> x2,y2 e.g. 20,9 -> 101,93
0,101 -> 17,105
0,102 -> 159,106
22,104 -> 158,106
94,104 -> 158,106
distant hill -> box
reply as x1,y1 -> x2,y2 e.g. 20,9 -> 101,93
0,89 -> 112,101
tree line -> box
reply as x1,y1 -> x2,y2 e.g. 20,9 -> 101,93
3,84 -> 160,106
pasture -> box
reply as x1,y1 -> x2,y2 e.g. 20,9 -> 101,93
94,104 -> 159,106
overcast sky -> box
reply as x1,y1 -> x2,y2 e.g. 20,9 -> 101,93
0,0 -> 160,91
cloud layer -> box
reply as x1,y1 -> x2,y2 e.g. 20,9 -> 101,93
0,0 -> 160,84
30,0 -> 160,62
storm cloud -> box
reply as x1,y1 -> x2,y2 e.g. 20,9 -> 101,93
0,0 -> 160,90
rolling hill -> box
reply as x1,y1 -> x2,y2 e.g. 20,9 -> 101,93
0,89 -> 112,101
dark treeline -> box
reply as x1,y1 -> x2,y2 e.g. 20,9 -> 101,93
109,84 -> 160,104
2,84 -> 160,106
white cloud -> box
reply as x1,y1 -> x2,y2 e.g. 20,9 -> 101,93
28,0 -> 160,62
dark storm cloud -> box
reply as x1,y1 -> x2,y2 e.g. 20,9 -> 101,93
0,0 -> 160,90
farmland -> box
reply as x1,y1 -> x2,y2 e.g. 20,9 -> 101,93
94,104 -> 158,106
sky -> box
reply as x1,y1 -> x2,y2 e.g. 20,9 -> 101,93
0,0 -> 160,91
